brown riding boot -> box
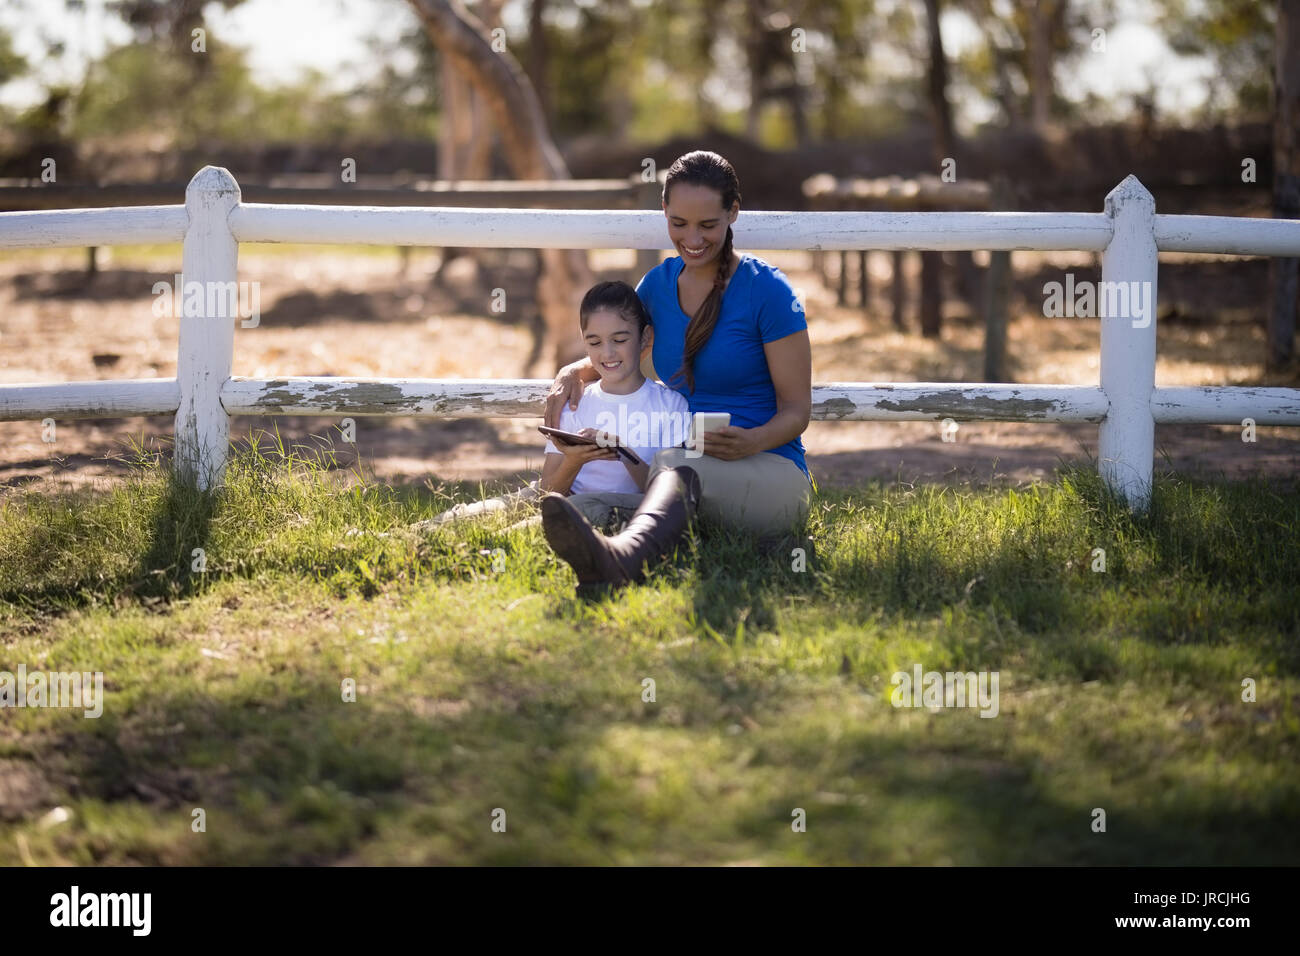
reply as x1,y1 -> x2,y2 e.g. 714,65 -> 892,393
541,466 -> 701,594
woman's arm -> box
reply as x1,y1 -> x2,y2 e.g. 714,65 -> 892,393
544,357 -> 601,428
702,329 -> 812,460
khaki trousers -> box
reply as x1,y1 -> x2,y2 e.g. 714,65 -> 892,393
566,448 -> 812,538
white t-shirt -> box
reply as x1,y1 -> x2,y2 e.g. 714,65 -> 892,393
544,378 -> 691,495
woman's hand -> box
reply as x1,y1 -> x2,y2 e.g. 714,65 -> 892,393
544,358 -> 598,428
702,424 -> 764,461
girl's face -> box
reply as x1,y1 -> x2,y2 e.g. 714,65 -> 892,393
583,308 -> 649,391
664,183 -> 738,270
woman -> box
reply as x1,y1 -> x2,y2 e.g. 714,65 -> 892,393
540,150 -> 814,593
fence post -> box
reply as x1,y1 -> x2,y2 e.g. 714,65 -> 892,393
891,250 -> 907,331
983,175 -> 1013,382
1099,174 -> 1158,511
175,165 -> 240,491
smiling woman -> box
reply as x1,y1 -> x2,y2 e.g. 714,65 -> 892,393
541,150 -> 814,595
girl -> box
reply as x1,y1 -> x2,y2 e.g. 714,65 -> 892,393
421,281 -> 689,532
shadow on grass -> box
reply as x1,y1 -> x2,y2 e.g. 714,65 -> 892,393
23,646 -> 1299,865
6,453 -> 1298,864
126,468 -> 219,605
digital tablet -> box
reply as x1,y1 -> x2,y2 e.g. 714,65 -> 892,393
538,426 -> 644,466
690,412 -> 731,447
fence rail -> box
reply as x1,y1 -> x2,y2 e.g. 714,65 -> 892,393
1,165 -> 1298,509
0,176 -> 659,211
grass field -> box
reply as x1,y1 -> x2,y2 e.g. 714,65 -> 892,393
1,435 -> 1297,865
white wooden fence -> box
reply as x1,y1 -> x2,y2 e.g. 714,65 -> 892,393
2,165 -> 1299,511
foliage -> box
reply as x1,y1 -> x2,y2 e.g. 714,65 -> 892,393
6,0 -> 1279,149
1158,0 -> 1275,119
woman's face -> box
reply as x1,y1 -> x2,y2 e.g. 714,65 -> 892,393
663,183 -> 738,270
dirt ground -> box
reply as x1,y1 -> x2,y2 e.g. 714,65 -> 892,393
1,244 -> 1297,497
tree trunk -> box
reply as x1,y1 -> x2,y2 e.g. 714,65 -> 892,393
992,44 -> 1019,127
1270,0 -> 1300,372
434,25 -> 492,290
1028,0 -> 1055,132
408,0 -> 592,370
923,0 -> 952,340
526,0 -> 549,123
919,252 -> 943,339
925,0 -> 954,159
891,250 -> 907,332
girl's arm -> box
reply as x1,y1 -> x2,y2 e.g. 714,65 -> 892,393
623,458 -> 651,492
588,427 -> 652,492
539,436 -> 620,494
539,453 -> 580,495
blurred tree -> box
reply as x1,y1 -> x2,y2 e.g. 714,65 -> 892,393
104,0 -> 249,77
1270,0 -> 1297,372
524,0 -> 549,124
628,0 -> 722,138
925,0 -> 954,158
953,0 -> 1112,128
354,21 -> 441,141
0,26 -> 30,134
745,3 -> 809,146
1027,0 -> 1064,130
1159,0 -> 1275,120
515,0 -> 631,139
812,0 -> 878,140
920,0 -> 952,340
508,0 -> 909,148
0,26 -> 27,86
439,0 -> 502,180
68,40 -> 366,145
73,0 -> 449,146
405,0 -> 594,369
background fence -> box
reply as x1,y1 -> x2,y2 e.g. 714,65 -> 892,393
2,164 -> 1299,511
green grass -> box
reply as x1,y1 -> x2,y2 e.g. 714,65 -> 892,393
1,433 -> 1297,865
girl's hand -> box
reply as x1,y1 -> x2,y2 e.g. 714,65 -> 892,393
583,427 -> 625,451
702,424 -> 762,461
544,359 -> 596,428
557,430 -> 618,464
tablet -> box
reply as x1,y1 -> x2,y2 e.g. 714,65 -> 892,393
690,412 -> 731,447
538,426 -> 644,466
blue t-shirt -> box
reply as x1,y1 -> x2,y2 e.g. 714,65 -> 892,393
636,253 -> 810,481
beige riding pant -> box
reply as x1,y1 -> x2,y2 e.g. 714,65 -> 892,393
424,451 -> 812,538
566,448 -> 812,537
